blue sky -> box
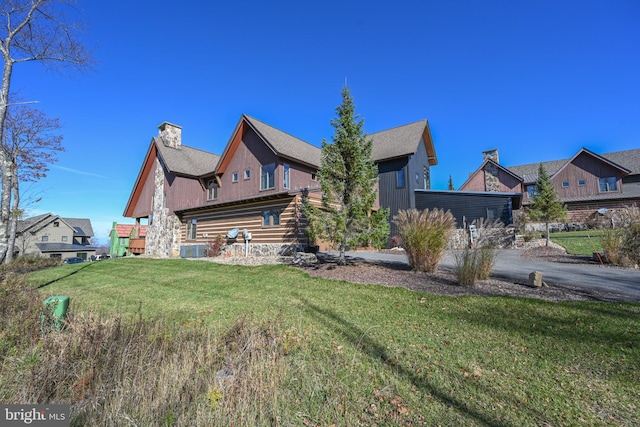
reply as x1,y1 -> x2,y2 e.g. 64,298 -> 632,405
12,0 -> 640,244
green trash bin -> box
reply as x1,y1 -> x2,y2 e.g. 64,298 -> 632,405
41,296 -> 70,332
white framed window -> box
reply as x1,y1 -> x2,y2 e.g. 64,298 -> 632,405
207,179 -> 218,200
562,181 -> 569,188
283,164 -> 290,189
244,169 -> 251,180
41,235 -> 48,242
232,172 -> 239,183
578,179 -> 586,186
61,236 -> 68,242
187,219 -> 197,240
261,163 -> 275,190
599,177 -> 617,192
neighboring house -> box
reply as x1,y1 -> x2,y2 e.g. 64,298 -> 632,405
123,116 -> 437,256
109,222 -> 147,257
16,213 -> 98,260
460,147 -> 640,223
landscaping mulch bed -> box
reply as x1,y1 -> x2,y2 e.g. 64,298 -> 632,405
298,248 -> 637,303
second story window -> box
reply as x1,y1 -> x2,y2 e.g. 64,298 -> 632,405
207,179 -> 218,200
599,177 -> 617,192
397,169 -> 406,188
62,236 -> 68,242
261,163 -> 275,190
283,164 -> 290,189
232,172 -> 239,183
41,235 -> 48,242
244,169 -> 251,180
526,185 -> 539,198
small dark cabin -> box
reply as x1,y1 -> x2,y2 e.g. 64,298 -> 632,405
414,189 -> 522,228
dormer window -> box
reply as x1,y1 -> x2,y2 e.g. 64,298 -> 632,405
207,179 -> 218,200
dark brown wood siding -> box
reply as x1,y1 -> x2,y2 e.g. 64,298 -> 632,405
130,161 -> 156,218
165,173 -> 206,214
215,127 -> 319,203
552,152 -> 624,200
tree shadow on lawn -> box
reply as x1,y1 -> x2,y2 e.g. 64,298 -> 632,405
34,262 -> 95,290
296,294 -> 554,426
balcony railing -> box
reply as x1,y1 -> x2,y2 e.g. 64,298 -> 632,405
128,238 -> 145,254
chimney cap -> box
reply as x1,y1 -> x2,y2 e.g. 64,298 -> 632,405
158,121 -> 182,130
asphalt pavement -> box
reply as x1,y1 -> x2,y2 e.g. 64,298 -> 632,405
332,249 -> 640,300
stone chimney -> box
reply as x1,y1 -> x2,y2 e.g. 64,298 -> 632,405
483,148 -> 499,163
158,122 -> 182,148
482,149 -> 500,192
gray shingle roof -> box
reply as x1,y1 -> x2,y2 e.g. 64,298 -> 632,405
63,218 -> 95,237
36,243 -> 98,252
506,148 -> 640,183
18,214 -> 95,238
17,213 -> 51,233
370,119 -> 432,162
155,137 -> 220,176
600,148 -> 640,174
244,115 -> 322,168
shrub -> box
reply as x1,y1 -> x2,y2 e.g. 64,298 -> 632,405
393,208 -> 455,273
601,228 -> 623,265
207,234 -> 227,257
454,248 -> 479,286
620,222 -> 640,267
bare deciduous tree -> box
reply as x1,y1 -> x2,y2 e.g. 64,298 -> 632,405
2,105 -> 63,261
0,0 -> 91,262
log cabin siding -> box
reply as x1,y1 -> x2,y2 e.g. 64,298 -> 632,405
180,194 -> 315,245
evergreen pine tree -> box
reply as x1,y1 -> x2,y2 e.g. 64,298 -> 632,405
528,164 -> 567,246
303,87 -> 389,264
448,175 -> 455,190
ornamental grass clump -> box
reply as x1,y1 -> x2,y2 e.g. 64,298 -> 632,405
393,208 -> 455,273
454,219 -> 506,285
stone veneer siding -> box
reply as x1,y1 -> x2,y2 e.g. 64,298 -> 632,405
484,163 -> 501,192
144,158 -> 182,257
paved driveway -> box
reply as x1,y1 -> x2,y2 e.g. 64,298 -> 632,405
334,250 -> 640,300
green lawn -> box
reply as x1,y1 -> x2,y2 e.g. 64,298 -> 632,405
22,258 -> 640,426
550,230 -> 605,255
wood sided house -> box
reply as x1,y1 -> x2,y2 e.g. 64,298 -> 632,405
109,222 -> 147,257
16,213 -> 98,260
460,147 -> 640,224
123,115 -> 437,257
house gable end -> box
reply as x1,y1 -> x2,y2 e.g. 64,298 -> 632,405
124,140 -> 158,217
